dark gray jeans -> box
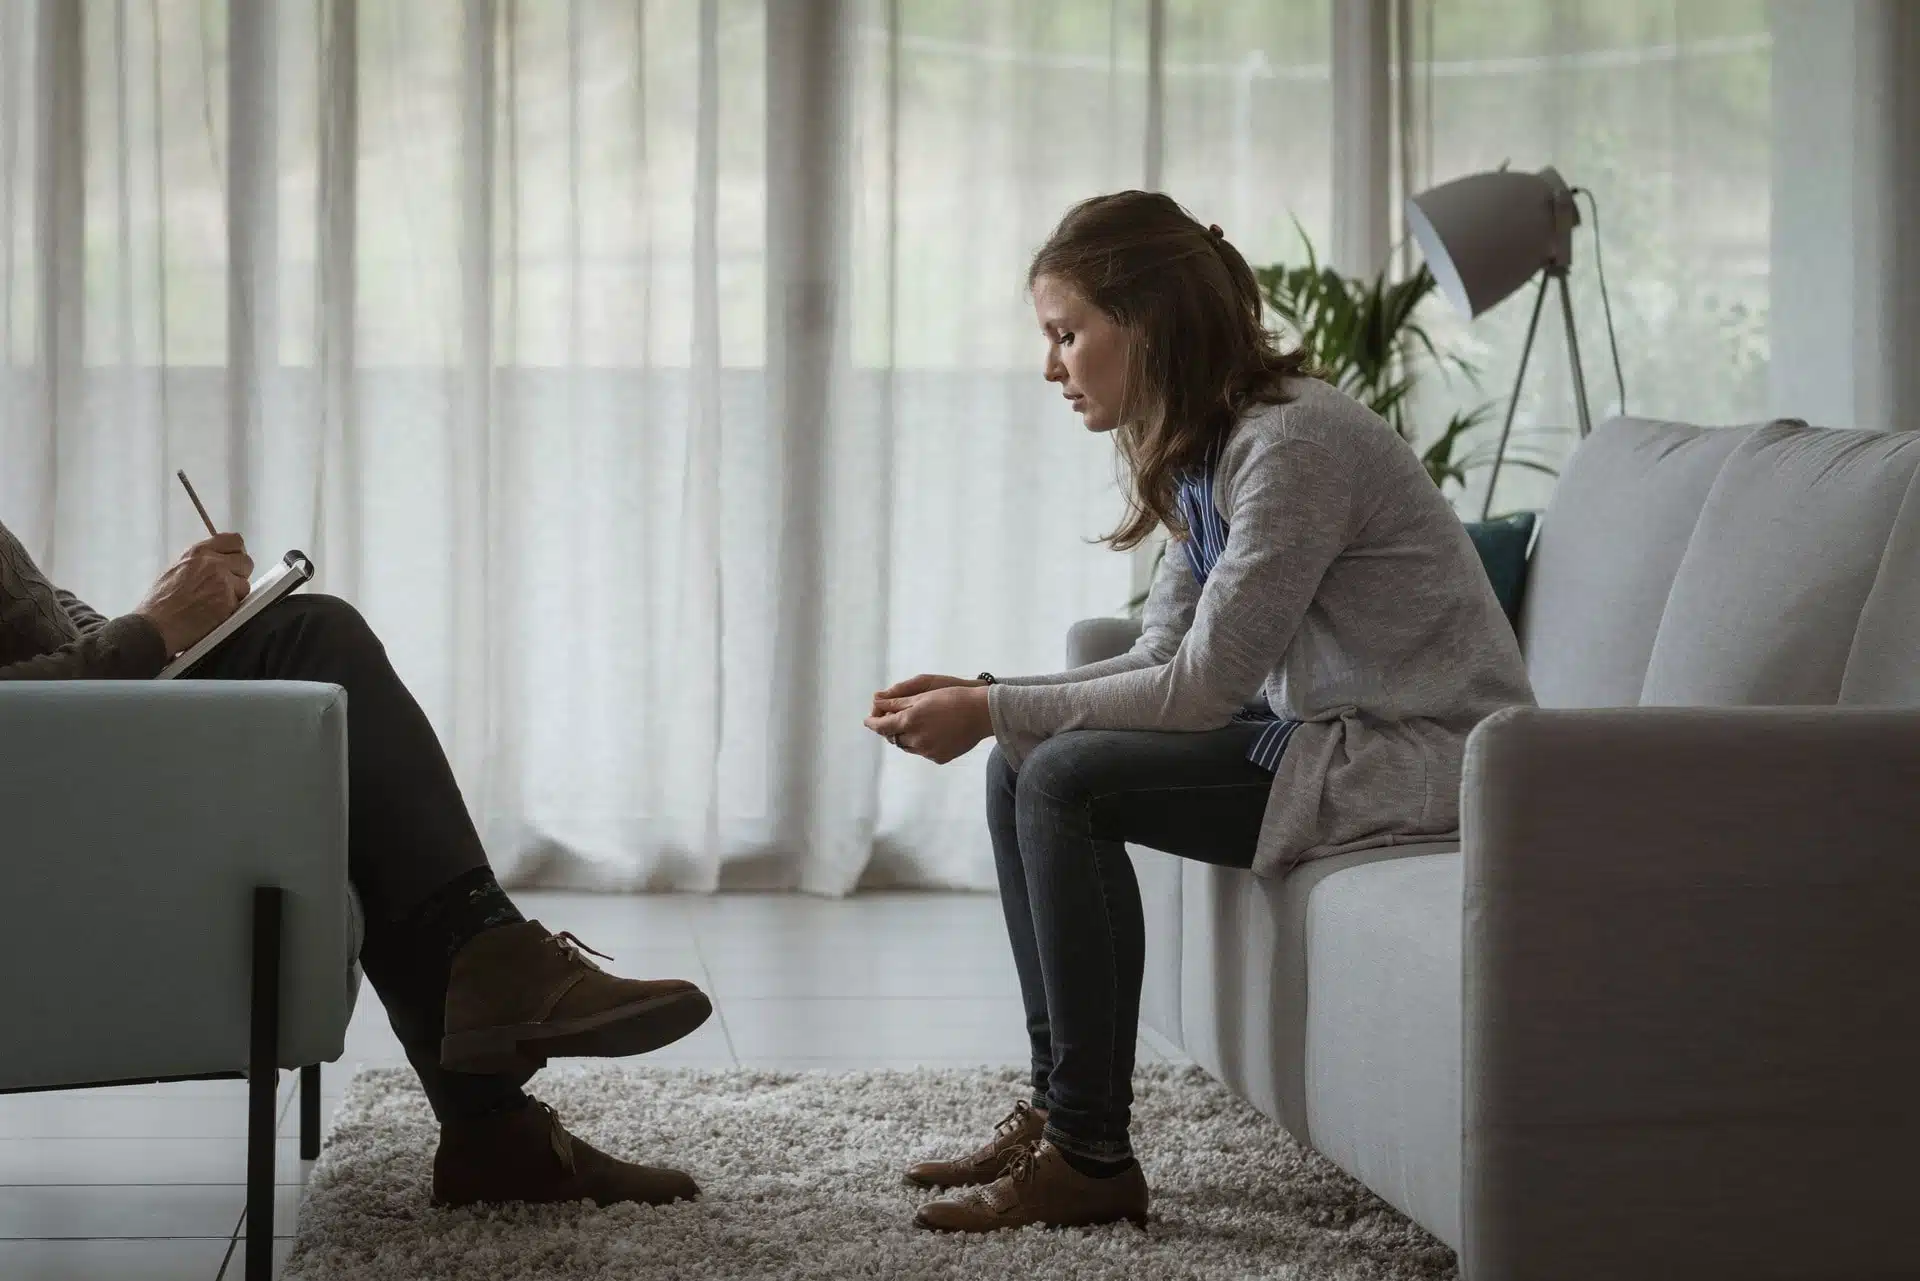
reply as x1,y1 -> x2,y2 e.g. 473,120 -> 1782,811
987,724 -> 1272,1162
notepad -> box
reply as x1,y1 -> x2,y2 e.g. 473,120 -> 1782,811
157,550 -> 316,679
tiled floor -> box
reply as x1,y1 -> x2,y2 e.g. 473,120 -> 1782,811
0,891 -> 1188,1279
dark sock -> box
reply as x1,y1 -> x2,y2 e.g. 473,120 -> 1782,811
1056,1146 -> 1136,1179
355,923 -> 534,1124
403,867 -> 526,962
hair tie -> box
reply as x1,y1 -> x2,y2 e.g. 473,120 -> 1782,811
1207,224 -> 1224,240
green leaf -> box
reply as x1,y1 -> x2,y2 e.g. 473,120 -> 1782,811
1249,224 -> 1556,506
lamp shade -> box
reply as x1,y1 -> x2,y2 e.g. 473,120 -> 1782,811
1405,166 -> 1577,318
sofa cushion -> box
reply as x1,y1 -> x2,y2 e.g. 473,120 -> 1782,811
1840,465 -> 1920,705
1463,511 -> 1536,628
1641,423 -> 1920,706
1172,844 -> 1464,1248
1302,851 -> 1464,1250
1518,418 -> 1754,708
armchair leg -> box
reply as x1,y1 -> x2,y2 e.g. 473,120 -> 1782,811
300,1064 -> 321,1161
247,888 -> 283,1281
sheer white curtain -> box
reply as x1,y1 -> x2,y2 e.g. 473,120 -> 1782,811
1399,0 -> 1773,515
0,0 -> 1335,892
2,0 -> 802,891
6,1 -> 1767,892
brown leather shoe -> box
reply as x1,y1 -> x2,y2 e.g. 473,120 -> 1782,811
914,1139 -> 1149,1233
432,1099 -> 698,1209
904,1099 -> 1048,1189
441,921 -> 712,1074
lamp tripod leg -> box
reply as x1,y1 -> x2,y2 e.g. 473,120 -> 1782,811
1556,268 -> 1594,438
1481,271 -> 1553,522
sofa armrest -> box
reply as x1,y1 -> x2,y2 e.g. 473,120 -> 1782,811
1460,705 -> 1920,1281
1066,617 -> 1142,668
0,681 -> 356,1089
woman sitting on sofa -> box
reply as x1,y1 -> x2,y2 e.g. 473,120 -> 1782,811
866,190 -> 1535,1234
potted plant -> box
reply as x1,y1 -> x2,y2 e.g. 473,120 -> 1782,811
1255,232 -> 1557,496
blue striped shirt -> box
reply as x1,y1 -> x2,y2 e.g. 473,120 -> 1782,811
1173,443 -> 1301,773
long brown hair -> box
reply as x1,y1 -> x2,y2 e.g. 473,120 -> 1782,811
1029,190 -> 1310,551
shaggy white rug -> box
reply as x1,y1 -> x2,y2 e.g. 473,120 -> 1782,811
282,1063 -> 1456,1280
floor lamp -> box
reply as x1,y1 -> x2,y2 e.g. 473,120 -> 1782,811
1405,165 -> 1592,520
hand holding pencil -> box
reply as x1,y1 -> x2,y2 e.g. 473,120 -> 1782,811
132,471 -> 255,656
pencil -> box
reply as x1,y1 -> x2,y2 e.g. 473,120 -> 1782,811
175,469 -> 219,538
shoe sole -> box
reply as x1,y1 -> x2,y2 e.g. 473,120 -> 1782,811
432,1185 -> 701,1211
440,989 -> 713,1075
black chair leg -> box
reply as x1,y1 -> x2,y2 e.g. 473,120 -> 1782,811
248,888 -> 283,1281
300,1064 -> 321,1160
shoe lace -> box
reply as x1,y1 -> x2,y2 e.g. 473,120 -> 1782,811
1001,1138 -> 1046,1186
970,1139 -> 1047,1213
967,1099 -> 1039,1163
550,931 -> 614,972
534,1101 -> 577,1176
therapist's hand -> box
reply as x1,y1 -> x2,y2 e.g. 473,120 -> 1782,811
136,533 -> 252,655
865,684 -> 994,765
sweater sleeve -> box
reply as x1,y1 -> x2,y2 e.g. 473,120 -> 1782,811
0,519 -> 170,679
0,612 -> 169,680
988,436 -> 1352,764
996,535 -> 1199,687
57,588 -> 111,635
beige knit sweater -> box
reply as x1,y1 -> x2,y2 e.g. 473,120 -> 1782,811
989,378 -> 1536,876
0,521 -> 168,680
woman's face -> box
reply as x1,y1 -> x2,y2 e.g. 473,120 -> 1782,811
1032,274 -> 1132,433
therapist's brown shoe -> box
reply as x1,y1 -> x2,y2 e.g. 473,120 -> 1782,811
432,1100 -> 698,1209
440,921 -> 711,1075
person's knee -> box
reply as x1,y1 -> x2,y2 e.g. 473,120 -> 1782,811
1015,734 -> 1099,811
276,593 -> 379,649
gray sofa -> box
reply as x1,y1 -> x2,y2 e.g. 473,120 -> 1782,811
1073,416 -> 1920,1280
0,680 -> 361,1281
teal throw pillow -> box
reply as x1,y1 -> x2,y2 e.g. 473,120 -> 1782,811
1463,511 -> 1537,629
